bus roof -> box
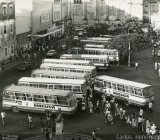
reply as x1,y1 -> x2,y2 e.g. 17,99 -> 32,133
60,54 -> 109,59
32,69 -> 89,78
80,40 -> 110,43
96,75 -> 151,88
42,59 -> 91,64
85,44 -> 105,48
87,37 -> 111,41
18,77 -> 86,85
5,84 -> 72,96
84,48 -> 118,52
40,63 -> 96,70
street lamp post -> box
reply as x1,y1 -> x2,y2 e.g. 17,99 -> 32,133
128,28 -> 131,67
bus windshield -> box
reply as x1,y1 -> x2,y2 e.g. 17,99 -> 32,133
66,94 -> 77,106
143,87 -> 153,97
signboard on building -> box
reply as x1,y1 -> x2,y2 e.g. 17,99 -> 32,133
40,14 -> 49,23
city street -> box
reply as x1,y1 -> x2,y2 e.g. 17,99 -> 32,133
0,49 -> 160,140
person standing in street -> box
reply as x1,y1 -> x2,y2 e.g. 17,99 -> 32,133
154,61 -> 158,71
135,62 -> 139,71
148,101 -> 153,113
92,130 -> 96,140
158,68 -> 160,77
1,111 -> 6,125
28,114 -> 33,129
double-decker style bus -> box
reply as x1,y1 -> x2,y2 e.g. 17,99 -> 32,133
60,54 -> 109,70
2,84 -> 78,114
31,69 -> 92,88
84,44 -> 105,49
42,59 -> 92,66
94,75 -> 154,106
18,77 -> 87,99
83,48 -> 119,63
40,63 -> 97,79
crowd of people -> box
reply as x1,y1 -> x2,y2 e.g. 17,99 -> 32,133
80,89 -> 159,137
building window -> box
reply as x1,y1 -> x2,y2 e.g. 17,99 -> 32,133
5,48 -> 7,56
10,6 -> 13,16
3,7 -> 7,16
4,26 -> 7,34
10,24 -> 13,32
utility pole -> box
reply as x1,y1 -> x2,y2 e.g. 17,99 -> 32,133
61,0 -> 63,35
128,29 -> 131,67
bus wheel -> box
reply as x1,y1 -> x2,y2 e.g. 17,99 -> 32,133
124,100 -> 130,106
12,106 -> 19,113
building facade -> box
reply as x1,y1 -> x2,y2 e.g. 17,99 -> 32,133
0,0 -> 15,65
15,0 -> 32,53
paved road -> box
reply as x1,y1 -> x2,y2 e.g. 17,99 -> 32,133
0,50 -> 160,140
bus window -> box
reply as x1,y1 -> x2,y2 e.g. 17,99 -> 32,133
128,87 -> 135,94
112,83 -> 117,90
143,88 -> 150,97
135,88 -> 142,96
15,93 -> 26,100
124,86 -> 129,92
54,85 -> 63,90
48,85 -> 53,89
117,84 -> 125,92
39,84 -> 47,89
73,86 -> 81,92
44,95 -> 57,104
26,94 -> 32,101
104,81 -> 111,88
56,96 -> 67,105
64,85 -> 72,91
3,92 -> 15,100
33,95 -> 44,102
94,80 -> 103,88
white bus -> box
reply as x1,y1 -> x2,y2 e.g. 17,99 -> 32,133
80,39 -> 110,46
2,84 -> 77,114
94,75 -> 154,106
100,35 -> 113,38
42,59 -> 92,66
31,69 -> 92,88
87,37 -> 111,41
83,48 -> 119,63
18,77 -> 87,99
60,54 -> 109,70
84,44 -> 105,49
40,63 -> 97,79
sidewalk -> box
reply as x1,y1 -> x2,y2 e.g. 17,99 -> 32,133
0,59 -> 21,75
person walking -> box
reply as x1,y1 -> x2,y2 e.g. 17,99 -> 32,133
88,101 -> 94,114
154,62 -> 158,71
139,108 -> 143,117
28,114 -> 33,129
40,117 -> 45,132
1,111 -> 6,125
158,68 -> 160,77
138,116 -> 142,131
135,62 -> 139,71
101,95 -> 106,113
148,101 -> 153,113
95,101 -> 100,113
92,130 -> 96,140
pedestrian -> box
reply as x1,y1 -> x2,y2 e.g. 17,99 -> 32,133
154,61 -> 158,71
126,115 -> 131,124
92,130 -> 96,140
138,115 -> 142,131
101,95 -> 106,113
95,101 -> 100,113
141,116 -> 145,132
40,117 -> 45,132
28,114 -> 33,129
114,102 -> 118,117
34,52 -> 37,59
152,49 -> 156,59
148,101 -> 153,113
119,107 -> 123,120
81,98 -> 86,111
139,108 -> 143,117
45,127 -> 50,140
135,62 -> 139,71
105,108 -> 110,123
1,111 -> 6,125
146,119 -> 150,135
88,101 -> 93,114
122,108 -> 126,121
107,112 -> 113,125
150,123 -> 157,135
105,101 -> 111,111
158,68 -> 160,77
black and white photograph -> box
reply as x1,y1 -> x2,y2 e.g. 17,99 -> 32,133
0,0 -> 160,140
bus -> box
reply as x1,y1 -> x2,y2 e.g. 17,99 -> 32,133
18,77 -> 87,99
31,69 -> 92,88
87,37 -> 111,41
2,84 -> 77,114
42,59 -> 92,66
84,44 -> 105,49
80,39 -> 110,46
60,54 -> 109,70
100,35 -> 113,38
40,63 -> 97,79
94,75 -> 154,106
83,48 -> 119,64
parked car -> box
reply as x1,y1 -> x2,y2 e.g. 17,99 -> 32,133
46,50 -> 57,57
18,61 -> 31,71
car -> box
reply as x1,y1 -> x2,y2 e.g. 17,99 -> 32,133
46,50 -> 57,57
18,61 -> 31,71
73,36 -> 79,40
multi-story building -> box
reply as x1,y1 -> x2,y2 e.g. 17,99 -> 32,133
15,0 -> 32,53
0,0 -> 15,65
